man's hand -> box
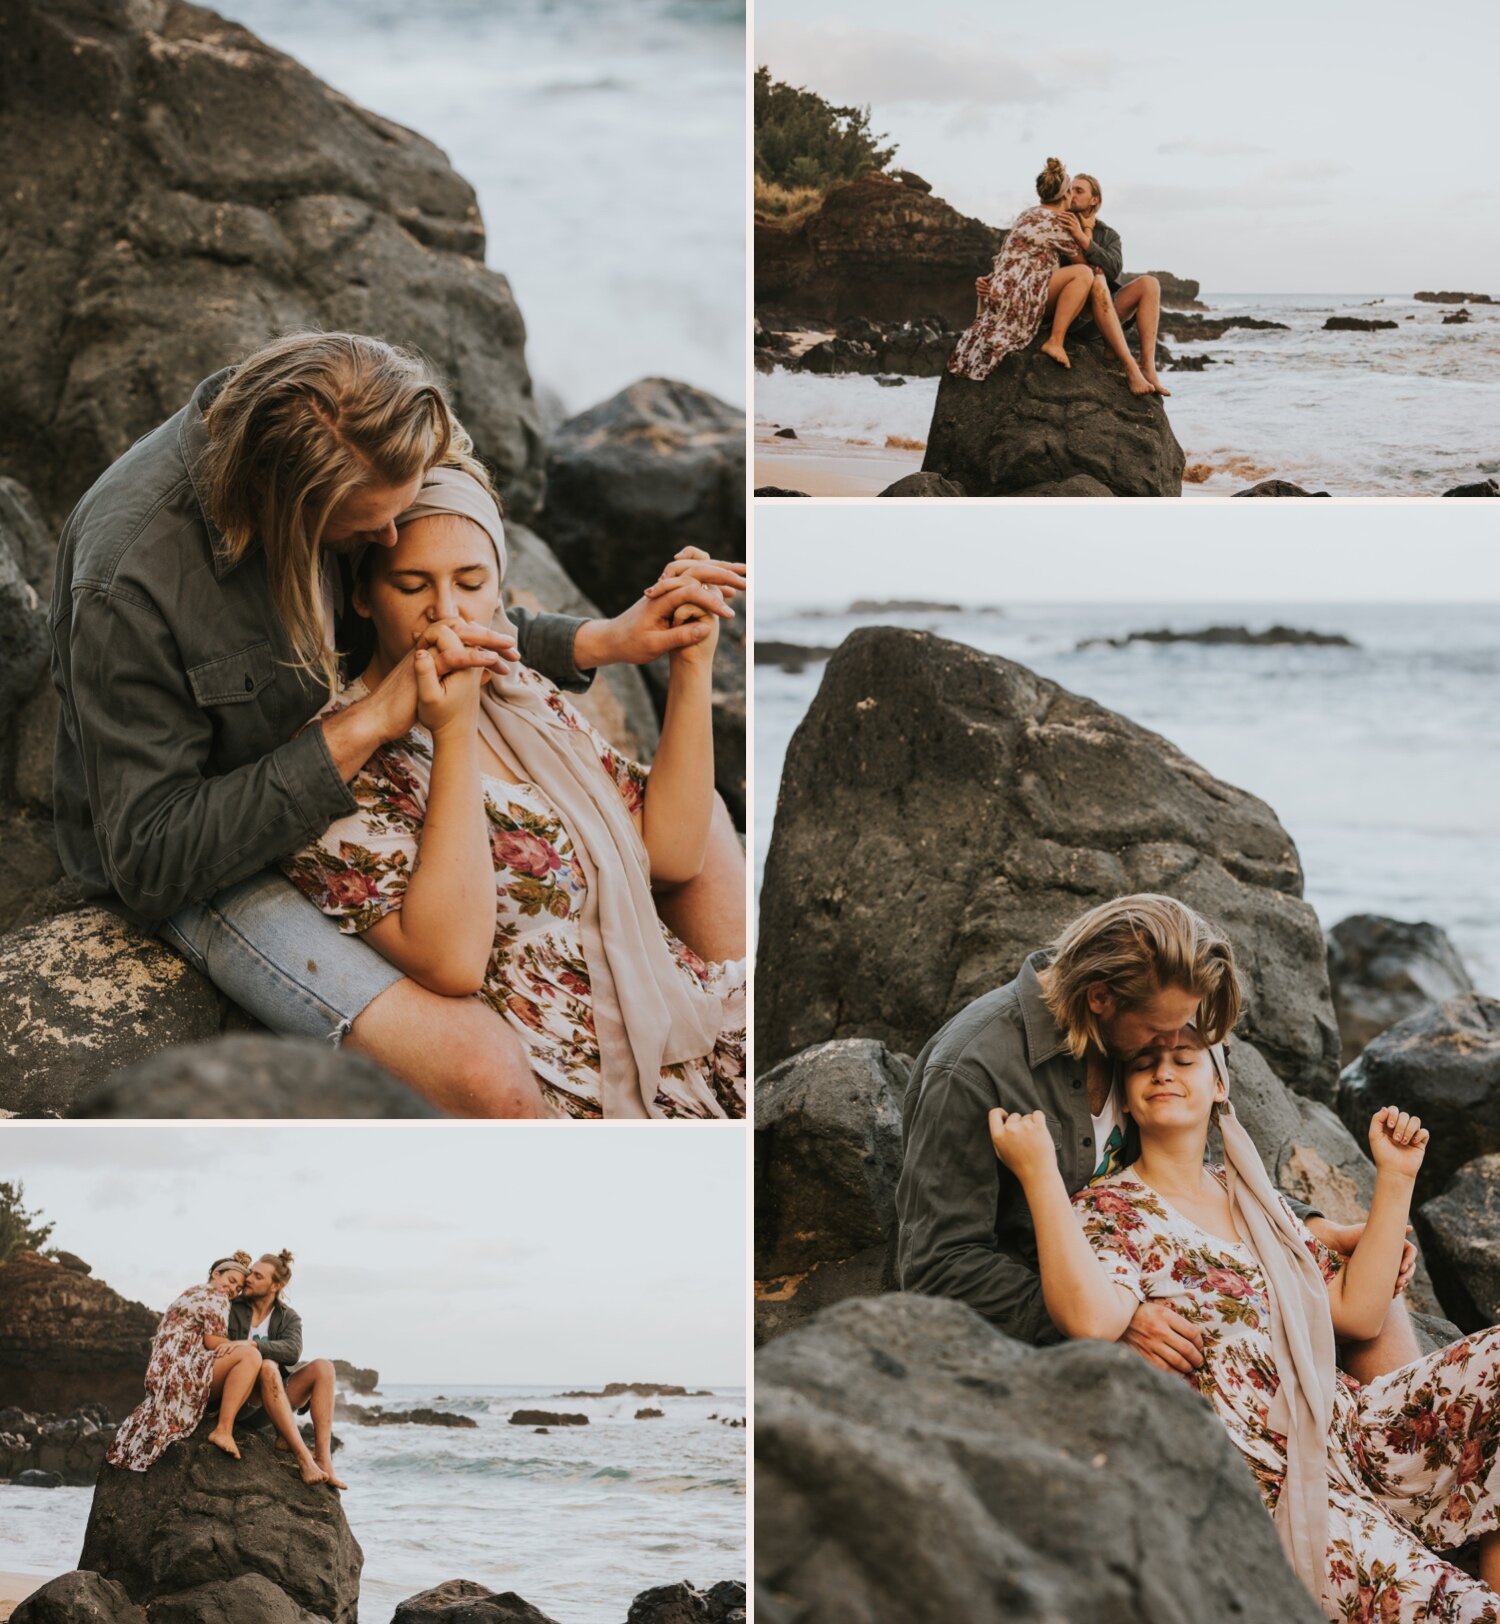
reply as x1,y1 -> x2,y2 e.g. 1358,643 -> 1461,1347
573,549 -> 746,670
1121,1300 -> 1205,1374
1306,1216 -> 1418,1297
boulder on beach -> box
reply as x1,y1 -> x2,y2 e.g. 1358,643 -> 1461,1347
1233,480 -> 1332,497
626,1582 -> 747,1624
391,1582 -> 559,1622
144,1573 -> 329,1623
1417,1155 -> 1500,1333
0,0 -> 544,531
756,173 -> 1003,328
540,379 -> 745,620
1326,914 -> 1474,1066
877,473 -> 964,498
14,1467 -> 65,1488
753,487 -> 810,498
756,1294 -> 1322,1624
756,628 -> 1341,1101
1013,474 -> 1114,496
0,1251 -> 156,1417
79,1421 -> 362,1623
921,334 -> 1185,497
1338,994 -> 1500,1204
11,1572 -> 146,1624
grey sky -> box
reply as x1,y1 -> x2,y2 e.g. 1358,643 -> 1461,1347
754,502 -> 1500,605
757,0 -> 1499,293
5,1127 -> 746,1388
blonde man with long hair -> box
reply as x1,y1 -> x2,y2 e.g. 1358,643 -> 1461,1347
50,332 -> 745,1115
896,894 -> 1421,1385
1063,172 -> 1171,396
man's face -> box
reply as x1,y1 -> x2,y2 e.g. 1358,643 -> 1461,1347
242,1261 -> 276,1303
1092,983 -> 1203,1057
1067,178 -> 1099,214
321,473 -> 426,554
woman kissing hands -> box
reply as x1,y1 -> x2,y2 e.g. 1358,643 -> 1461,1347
988,1107 -> 1062,1186
1368,1106 -> 1430,1180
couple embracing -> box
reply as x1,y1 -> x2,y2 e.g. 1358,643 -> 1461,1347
106,1250 -> 344,1491
51,332 -> 746,1118
898,895 -> 1500,1621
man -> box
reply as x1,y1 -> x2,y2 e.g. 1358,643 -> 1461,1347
896,894 -> 1420,1384
229,1251 -> 345,1490
50,332 -> 745,1114
1059,173 -> 1170,396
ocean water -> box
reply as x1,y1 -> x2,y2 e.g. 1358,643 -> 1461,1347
754,601 -> 1500,993
755,294 -> 1500,495
0,1384 -> 746,1622
214,0 -> 746,416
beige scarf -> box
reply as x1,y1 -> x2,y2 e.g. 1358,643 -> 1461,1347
1208,1042 -> 1338,1610
395,468 -> 726,1119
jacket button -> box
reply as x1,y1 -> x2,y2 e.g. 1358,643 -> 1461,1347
244,674 -> 254,691
1072,1079 -> 1082,1089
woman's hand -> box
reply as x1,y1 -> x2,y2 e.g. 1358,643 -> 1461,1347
1058,211 -> 1089,249
988,1108 -> 1062,1187
414,622 -> 484,739
975,275 -> 993,302
1369,1107 -> 1429,1180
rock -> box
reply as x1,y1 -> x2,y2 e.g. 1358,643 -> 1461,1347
0,0 -> 544,532
390,1580 -> 558,1622
753,487 -> 809,498
145,1574 -> 327,1623
16,1467 -> 64,1487
755,1040 -> 907,1343
756,173 -> 1003,328
1414,291 -> 1495,303
1157,312 -> 1288,340
331,1359 -> 379,1396
894,170 -> 932,194
539,379 -> 745,620
70,1033 -> 437,1119
555,1383 -> 713,1398
1233,480 -> 1332,497
503,520 -> 660,764
507,1410 -> 588,1426
1338,995 -> 1500,1204
1013,475 -> 1113,496
1119,270 -> 1203,309
784,316 -> 957,380
922,332 -> 1185,497
635,1407 -> 665,1419
0,1251 -> 157,1417
10,663 -> 60,809
1417,1156 -> 1500,1332
1078,623 -> 1354,651
0,804 -> 65,937
626,1581 -> 747,1624
340,1404 -> 475,1428
0,518 -> 49,737
1326,914 -> 1474,1065
79,1421 -> 362,1623
1323,317 -> 1398,331
755,641 -> 839,674
757,628 -> 1340,1100
53,1253 -> 92,1275
1442,309 -> 1473,324
11,1572 -> 147,1624
756,1294 -> 1322,1624
1443,479 -> 1500,497
877,473 -> 963,498
874,375 -> 907,388
773,427 -> 798,439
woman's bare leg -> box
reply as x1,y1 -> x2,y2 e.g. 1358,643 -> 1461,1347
256,1362 -> 331,1486
1087,275 -> 1154,395
207,1344 -> 262,1457
1041,265 -> 1094,368
1480,1532 -> 1500,1590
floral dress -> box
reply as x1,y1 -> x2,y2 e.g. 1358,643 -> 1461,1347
948,205 -> 1080,380
106,1282 -> 227,1471
1074,1167 -> 1500,1623
281,668 -> 746,1120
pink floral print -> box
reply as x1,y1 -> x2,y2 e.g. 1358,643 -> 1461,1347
106,1282 -> 227,1472
949,205 -> 1080,381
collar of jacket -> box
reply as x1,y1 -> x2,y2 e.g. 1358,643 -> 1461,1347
179,367 -> 253,581
1016,949 -> 1071,1068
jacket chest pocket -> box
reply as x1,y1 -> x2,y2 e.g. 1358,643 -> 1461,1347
186,642 -> 277,707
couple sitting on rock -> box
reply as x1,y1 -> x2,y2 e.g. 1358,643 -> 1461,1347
898,894 -> 1500,1622
105,1250 -> 345,1490
50,331 -> 746,1118
948,159 -> 1169,395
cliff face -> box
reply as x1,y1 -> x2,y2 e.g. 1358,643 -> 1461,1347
0,1251 -> 157,1415
756,173 -> 1003,327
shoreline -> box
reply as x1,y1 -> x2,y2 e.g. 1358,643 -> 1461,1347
0,1571 -> 46,1620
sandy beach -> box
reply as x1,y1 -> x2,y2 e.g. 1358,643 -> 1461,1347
755,430 -> 921,495
0,1571 -> 46,1619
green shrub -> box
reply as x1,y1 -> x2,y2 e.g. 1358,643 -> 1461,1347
754,66 -> 897,192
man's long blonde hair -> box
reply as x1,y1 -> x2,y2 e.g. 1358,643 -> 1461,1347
1040,894 -> 1242,1058
198,331 -> 490,689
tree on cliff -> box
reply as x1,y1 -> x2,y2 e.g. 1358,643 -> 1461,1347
754,67 -> 897,191
0,1181 -> 56,1261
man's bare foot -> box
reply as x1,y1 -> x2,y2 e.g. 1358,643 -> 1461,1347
297,1455 -> 330,1486
207,1427 -> 241,1460
1126,367 -> 1155,396
317,1457 -> 348,1491
1040,339 -> 1071,369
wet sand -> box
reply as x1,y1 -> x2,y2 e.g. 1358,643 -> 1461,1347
0,1571 -> 46,1618
755,433 -> 922,497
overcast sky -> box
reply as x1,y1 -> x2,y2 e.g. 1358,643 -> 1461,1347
757,0 -> 1499,293
5,1127 -> 746,1388
755,501 -> 1500,604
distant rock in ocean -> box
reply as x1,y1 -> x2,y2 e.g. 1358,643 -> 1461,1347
1414,290 -> 1495,304
1324,316 -> 1399,332
1076,623 -> 1355,651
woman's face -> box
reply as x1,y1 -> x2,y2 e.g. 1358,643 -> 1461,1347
210,1267 -> 246,1297
356,513 -> 501,667
1121,1030 -> 1224,1136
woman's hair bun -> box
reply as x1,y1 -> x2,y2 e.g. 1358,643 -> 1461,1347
1045,156 -> 1064,175
233,1249 -> 252,1267
1035,156 -> 1069,202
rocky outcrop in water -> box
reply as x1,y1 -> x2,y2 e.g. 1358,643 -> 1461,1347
330,1359 -> 379,1396
1325,316 -> 1398,332
756,1294 -> 1322,1624
921,332 -> 1185,497
1077,623 -> 1355,650
1326,914 -> 1474,1066
1234,480 -> 1332,497
1414,291 -> 1494,304
1120,270 -> 1204,309
756,173 -> 1003,328
756,628 -> 1340,1099
507,1410 -> 588,1427
1443,479 -> 1500,497
0,1403 -> 117,1486
555,1383 -> 712,1399
1157,312 -> 1289,341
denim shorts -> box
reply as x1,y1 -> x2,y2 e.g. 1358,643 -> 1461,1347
159,869 -> 404,1044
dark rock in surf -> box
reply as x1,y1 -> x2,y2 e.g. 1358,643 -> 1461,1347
1326,914 -> 1474,1066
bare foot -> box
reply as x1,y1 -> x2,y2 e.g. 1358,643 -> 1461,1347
207,1427 -> 241,1460
1144,372 -> 1172,397
297,1455 -> 331,1486
1040,339 -> 1071,369
1126,368 -> 1155,396
317,1458 -> 348,1491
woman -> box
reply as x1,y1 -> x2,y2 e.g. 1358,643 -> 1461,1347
991,1028 -> 1500,1620
106,1254 -> 264,1471
949,156 -> 1152,393
281,464 -> 745,1121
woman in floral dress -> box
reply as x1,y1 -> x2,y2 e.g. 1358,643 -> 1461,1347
991,1027 -> 1500,1622
106,1254 -> 266,1471
949,156 -> 1152,393
282,465 -> 745,1121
